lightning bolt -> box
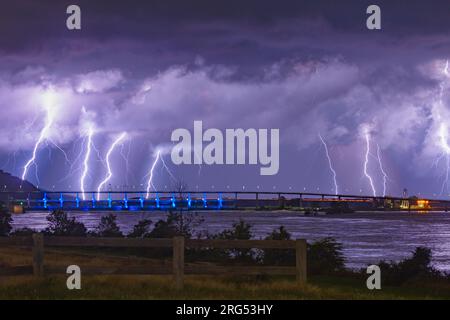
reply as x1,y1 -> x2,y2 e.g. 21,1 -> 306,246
376,143 -> 388,197
145,150 -> 160,199
318,133 -> 338,195
364,129 -> 377,197
435,59 -> 450,195
96,132 -> 127,200
80,126 -> 94,200
21,93 -> 56,181
145,149 -> 177,199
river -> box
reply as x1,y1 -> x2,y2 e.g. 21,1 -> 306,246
10,210 -> 450,272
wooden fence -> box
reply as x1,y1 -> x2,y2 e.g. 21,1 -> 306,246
0,234 -> 307,289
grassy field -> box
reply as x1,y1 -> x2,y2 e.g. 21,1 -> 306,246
1,246 -> 450,300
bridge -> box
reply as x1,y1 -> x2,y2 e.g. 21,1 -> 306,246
2,190 -> 450,212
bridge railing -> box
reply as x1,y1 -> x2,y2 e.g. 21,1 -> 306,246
0,234 -> 307,289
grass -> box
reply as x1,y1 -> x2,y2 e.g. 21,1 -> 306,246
1,247 -> 450,300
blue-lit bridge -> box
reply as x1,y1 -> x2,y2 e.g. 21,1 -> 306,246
2,190 -> 450,212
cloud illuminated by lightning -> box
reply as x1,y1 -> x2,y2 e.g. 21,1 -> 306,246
80,126 -> 94,200
363,128 -> 377,197
318,133 -> 338,195
96,132 -> 127,200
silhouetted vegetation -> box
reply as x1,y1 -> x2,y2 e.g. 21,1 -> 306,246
308,237 -> 345,275
10,227 -> 36,236
127,219 -> 152,238
372,247 -> 442,285
92,214 -> 123,237
262,226 -> 295,266
0,203 -> 12,236
44,209 -> 87,237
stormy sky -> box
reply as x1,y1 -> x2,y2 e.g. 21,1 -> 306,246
0,0 -> 449,197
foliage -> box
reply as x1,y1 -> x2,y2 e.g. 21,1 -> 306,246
148,211 -> 204,239
10,227 -> 36,236
127,219 -> 152,238
374,247 -> 441,285
93,214 -> 123,237
308,237 -> 345,275
0,203 -> 12,236
44,210 -> 87,236
262,226 -> 295,266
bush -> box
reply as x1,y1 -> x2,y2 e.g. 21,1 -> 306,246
262,226 -> 295,266
209,219 -> 258,264
374,247 -> 441,285
308,237 -> 345,275
93,214 -> 123,237
0,203 -> 12,236
10,227 -> 36,236
128,219 -> 152,238
44,210 -> 87,236
148,211 -> 203,239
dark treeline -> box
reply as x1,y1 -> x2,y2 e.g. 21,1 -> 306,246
0,204 -> 449,284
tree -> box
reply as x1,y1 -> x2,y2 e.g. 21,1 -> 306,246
263,226 -> 295,266
44,209 -> 87,236
94,214 -> 123,237
212,219 -> 256,263
308,237 -> 345,274
128,219 -> 152,238
0,203 -> 12,236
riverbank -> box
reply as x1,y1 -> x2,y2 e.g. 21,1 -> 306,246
1,246 -> 450,299
10,210 -> 450,272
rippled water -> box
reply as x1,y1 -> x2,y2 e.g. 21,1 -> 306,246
11,210 -> 450,272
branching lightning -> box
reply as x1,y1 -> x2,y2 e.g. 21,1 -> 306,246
96,132 -> 127,200
318,133 -> 338,195
376,143 -> 388,197
145,149 -> 177,198
80,126 -> 94,200
363,129 -> 377,197
145,150 -> 160,199
21,93 -> 56,181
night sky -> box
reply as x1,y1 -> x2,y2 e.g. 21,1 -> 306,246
0,0 -> 449,197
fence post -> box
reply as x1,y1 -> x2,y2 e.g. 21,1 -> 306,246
173,236 -> 185,290
32,233 -> 44,278
295,239 -> 307,285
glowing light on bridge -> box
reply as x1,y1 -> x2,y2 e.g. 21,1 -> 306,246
318,133 -> 339,195
96,132 -> 127,200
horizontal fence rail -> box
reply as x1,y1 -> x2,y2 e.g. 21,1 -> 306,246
0,234 -> 307,289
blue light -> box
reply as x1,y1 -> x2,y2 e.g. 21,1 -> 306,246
43,193 -> 48,209
187,193 -> 192,208
75,193 -> 80,208
203,193 -> 207,208
124,193 -> 129,209
218,193 -> 223,209
156,192 -> 160,208
171,193 -> 176,208
140,194 -> 144,208
59,193 -> 64,208
92,192 -> 96,209
108,192 -> 112,208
